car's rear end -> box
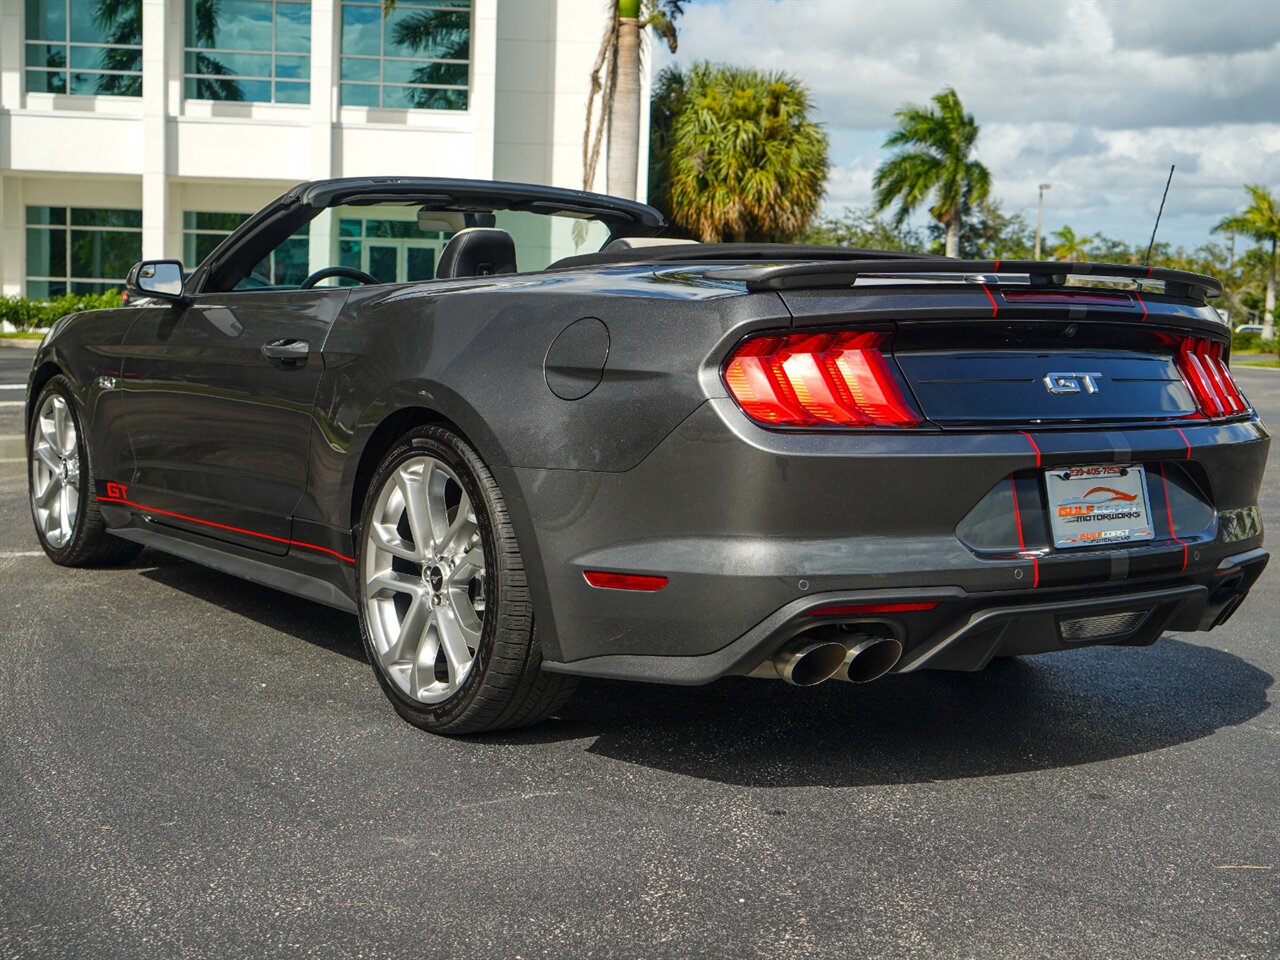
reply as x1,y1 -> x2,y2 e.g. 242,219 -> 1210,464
531,258 -> 1268,687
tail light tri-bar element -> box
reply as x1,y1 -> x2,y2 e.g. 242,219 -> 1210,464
1175,337 -> 1248,419
723,330 -> 922,428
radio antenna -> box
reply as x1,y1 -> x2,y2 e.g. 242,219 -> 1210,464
1143,164 -> 1175,266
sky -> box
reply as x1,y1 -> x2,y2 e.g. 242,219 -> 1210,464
654,0 -> 1280,250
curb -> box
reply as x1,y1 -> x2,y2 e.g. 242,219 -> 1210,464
0,339 -> 40,351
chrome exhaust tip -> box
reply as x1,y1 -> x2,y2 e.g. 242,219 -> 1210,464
749,639 -> 848,686
836,636 -> 903,683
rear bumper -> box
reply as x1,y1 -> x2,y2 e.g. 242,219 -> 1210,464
542,549 -> 1267,683
516,399 -> 1269,677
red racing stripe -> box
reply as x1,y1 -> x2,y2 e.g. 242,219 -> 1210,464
96,495 -> 355,563
1135,291 -> 1148,320
981,284 -> 999,317
1020,431 -> 1042,467
1173,426 -> 1192,460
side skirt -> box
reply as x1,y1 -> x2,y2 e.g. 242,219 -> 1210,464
108,523 -> 358,614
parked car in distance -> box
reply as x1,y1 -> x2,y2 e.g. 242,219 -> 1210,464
25,177 -> 1270,734
1234,323 -> 1266,336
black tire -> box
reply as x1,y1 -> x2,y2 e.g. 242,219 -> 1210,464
355,424 -> 577,735
28,376 -> 143,567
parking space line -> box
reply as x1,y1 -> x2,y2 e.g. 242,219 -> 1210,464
0,384 -> 26,390
0,402 -> 25,408
0,551 -> 44,559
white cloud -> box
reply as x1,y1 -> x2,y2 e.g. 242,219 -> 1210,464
658,0 -> 1280,247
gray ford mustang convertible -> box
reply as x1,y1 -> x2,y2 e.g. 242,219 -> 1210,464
26,177 -> 1270,734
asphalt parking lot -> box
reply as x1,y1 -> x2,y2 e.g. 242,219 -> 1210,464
1,347 -> 1277,960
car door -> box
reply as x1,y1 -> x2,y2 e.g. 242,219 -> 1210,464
117,289 -> 348,555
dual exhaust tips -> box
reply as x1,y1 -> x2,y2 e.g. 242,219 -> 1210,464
752,633 -> 904,686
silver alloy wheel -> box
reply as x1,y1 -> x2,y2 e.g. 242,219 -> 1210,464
30,394 -> 81,549
362,455 -> 487,704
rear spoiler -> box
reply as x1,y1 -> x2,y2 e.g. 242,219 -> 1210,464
706,259 -> 1223,302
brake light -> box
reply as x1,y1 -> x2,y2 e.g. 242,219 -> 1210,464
723,330 -> 921,427
583,571 -> 669,591
1175,337 -> 1248,418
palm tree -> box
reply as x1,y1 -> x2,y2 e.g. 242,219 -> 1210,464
660,63 -> 828,242
872,88 -> 991,259
1050,225 -> 1092,262
1214,184 -> 1280,340
583,1 -> 685,198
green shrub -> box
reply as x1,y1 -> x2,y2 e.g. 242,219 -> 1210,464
0,290 -> 121,331
1231,331 -> 1278,354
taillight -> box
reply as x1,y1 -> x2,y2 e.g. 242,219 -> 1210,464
1175,337 -> 1248,418
723,330 -> 921,428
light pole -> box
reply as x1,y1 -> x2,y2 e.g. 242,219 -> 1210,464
1034,183 -> 1051,260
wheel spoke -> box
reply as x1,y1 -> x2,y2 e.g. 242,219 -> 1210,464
38,411 -> 59,451
59,483 -> 72,541
33,444 -> 60,473
367,520 -> 419,562
450,542 -> 484,582
409,624 -> 440,698
422,462 -> 454,552
394,467 -> 433,560
441,489 -> 477,558
37,474 -> 61,509
53,400 -> 75,456
389,596 -> 432,666
435,605 -> 474,681
367,569 -> 423,600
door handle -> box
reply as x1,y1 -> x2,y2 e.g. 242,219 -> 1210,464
261,338 -> 310,364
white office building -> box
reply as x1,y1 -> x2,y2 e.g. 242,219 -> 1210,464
0,0 -> 649,297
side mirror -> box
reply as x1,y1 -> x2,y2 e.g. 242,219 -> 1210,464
126,260 -> 186,302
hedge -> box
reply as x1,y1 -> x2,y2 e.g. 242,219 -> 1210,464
0,290 -> 121,331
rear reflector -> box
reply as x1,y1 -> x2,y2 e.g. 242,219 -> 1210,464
806,601 -> 939,617
724,330 -> 922,428
583,571 -> 670,591
1175,337 -> 1247,419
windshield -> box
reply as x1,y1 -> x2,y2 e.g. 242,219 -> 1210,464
234,202 -> 614,290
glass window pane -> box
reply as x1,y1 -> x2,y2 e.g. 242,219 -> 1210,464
338,240 -> 362,269
272,237 -> 311,285
203,51 -> 273,78
382,58 -> 467,86
70,228 -> 142,280
26,207 -> 65,225
205,0 -> 273,50
190,211 -> 249,231
384,8 -> 469,60
25,69 -> 66,93
407,246 -> 435,281
70,208 -> 142,228
26,280 -> 66,299
185,232 -> 226,266
275,2 -> 312,53
367,246 -> 397,283
95,71 -> 142,96
340,82 -> 379,107
25,0 -> 66,41
274,54 -> 309,80
25,42 -> 65,69
273,80 -> 309,104
340,56 -> 379,82
341,4 -> 381,56
26,226 -> 66,277
89,0 -> 142,45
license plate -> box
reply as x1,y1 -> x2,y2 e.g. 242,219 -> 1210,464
1044,464 -> 1155,550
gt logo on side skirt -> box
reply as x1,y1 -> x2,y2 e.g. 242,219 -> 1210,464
1044,372 -> 1103,395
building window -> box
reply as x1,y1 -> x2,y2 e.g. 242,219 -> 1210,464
184,0 -> 311,104
183,211 -> 250,267
338,217 -> 451,282
340,0 -> 470,111
26,207 -> 142,298
25,0 -> 143,96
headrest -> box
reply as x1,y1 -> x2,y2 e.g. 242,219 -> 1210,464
436,228 -> 517,279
